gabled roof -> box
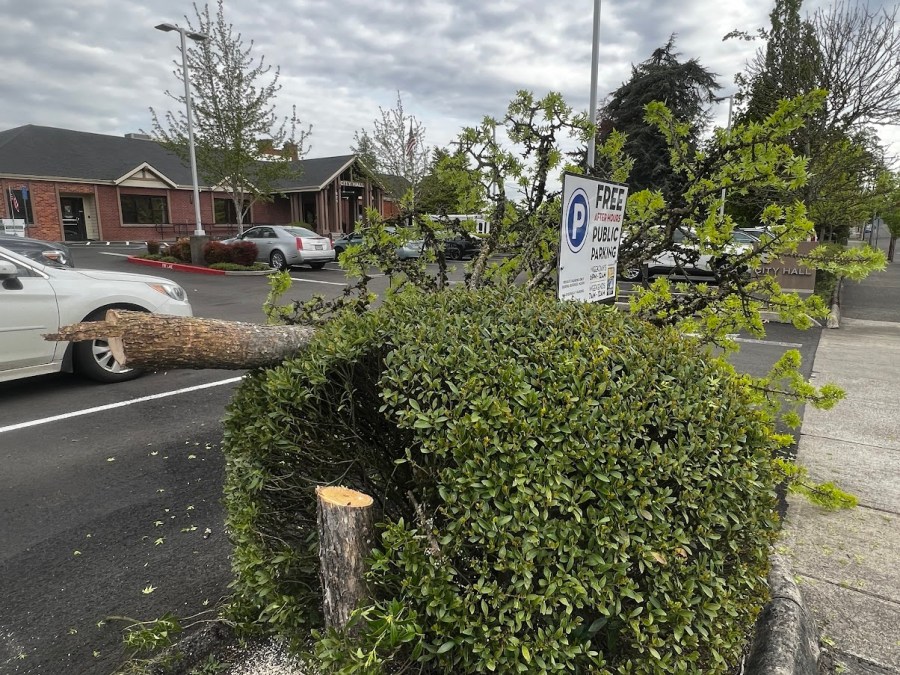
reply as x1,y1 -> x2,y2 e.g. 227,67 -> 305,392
113,161 -> 179,188
0,125 -> 197,186
275,155 -> 357,192
0,125 -> 369,193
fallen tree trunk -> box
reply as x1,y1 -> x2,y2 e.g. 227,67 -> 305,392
44,310 -> 315,371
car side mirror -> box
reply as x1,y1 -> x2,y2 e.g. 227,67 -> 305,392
0,260 -> 23,290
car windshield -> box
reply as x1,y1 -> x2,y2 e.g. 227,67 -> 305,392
731,231 -> 758,243
283,227 -> 319,238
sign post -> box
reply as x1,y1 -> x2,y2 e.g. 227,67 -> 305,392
557,173 -> 629,303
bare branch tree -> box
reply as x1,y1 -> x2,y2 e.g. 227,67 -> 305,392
359,92 -> 430,209
813,2 -> 900,132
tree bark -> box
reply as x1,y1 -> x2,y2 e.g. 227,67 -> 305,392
44,310 -> 315,371
316,486 -> 375,632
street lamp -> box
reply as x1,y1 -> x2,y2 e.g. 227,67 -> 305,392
155,22 -> 209,237
586,0 -> 601,170
719,94 -> 734,221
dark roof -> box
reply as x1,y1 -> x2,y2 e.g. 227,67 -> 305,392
273,155 -> 356,191
377,173 -> 412,198
0,125 -> 360,192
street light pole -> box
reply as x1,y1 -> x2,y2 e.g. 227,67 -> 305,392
719,94 -> 734,221
156,23 -> 208,237
586,0 -> 601,170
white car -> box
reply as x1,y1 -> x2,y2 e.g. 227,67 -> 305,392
621,228 -> 760,282
0,245 -> 193,384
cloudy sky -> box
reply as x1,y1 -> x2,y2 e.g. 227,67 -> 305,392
0,0 -> 896,160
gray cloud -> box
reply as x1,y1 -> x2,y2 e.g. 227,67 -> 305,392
0,0 -> 896,158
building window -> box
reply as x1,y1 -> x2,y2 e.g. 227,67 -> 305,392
120,195 -> 168,224
214,198 -> 250,224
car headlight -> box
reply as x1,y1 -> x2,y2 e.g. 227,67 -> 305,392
148,282 -> 188,302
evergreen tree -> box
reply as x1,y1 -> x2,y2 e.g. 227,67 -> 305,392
597,36 -> 721,199
351,130 -> 378,172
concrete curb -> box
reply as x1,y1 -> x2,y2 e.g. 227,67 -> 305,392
745,554 -> 820,675
126,255 -> 273,276
825,277 -> 842,329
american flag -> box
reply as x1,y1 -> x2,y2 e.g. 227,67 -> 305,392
405,120 -> 416,161
8,188 -> 19,214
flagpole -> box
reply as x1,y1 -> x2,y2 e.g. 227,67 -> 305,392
7,188 -> 15,224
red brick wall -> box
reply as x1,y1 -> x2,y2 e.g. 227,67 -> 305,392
2,178 -> 386,243
96,185 -> 121,239
253,197 -> 292,224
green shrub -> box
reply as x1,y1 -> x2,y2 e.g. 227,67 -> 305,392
208,261 -> 269,271
222,286 -> 780,673
136,254 -> 180,263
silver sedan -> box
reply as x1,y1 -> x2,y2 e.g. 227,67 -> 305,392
224,225 -> 336,270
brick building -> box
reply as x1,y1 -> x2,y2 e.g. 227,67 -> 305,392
0,125 -> 400,243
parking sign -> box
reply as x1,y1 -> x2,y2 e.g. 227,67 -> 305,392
557,173 -> 628,303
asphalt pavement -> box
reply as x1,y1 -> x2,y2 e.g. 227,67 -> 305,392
784,234 -> 900,672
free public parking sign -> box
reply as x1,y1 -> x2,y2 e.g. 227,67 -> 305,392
557,173 -> 629,303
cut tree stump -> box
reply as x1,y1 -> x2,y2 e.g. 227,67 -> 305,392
44,310 -> 315,371
316,486 -> 375,632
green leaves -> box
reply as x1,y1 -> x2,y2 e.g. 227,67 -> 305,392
222,285 -> 783,674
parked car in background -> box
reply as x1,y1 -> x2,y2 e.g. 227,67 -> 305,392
397,239 -> 424,260
332,227 -> 424,260
622,228 -> 760,282
739,226 -> 772,241
331,230 -> 365,256
0,245 -> 192,383
440,233 -> 482,260
0,233 -> 73,267
223,225 -> 334,270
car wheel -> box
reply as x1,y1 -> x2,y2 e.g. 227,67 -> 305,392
309,261 -> 326,270
619,266 -> 642,282
445,245 -> 461,260
270,250 -> 288,270
334,245 -> 346,256
73,309 -> 143,384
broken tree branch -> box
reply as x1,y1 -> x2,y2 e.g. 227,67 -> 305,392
44,309 -> 315,371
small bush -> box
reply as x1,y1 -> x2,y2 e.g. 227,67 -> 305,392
137,254 -> 180,263
209,261 -> 270,271
167,238 -> 192,262
146,240 -> 161,255
203,240 -> 231,265
223,287 -> 780,673
229,240 -> 258,267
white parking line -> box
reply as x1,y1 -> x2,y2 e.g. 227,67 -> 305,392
322,263 -> 384,278
100,252 -> 131,257
732,337 -> 804,348
0,376 -> 243,434
289,276 -> 346,286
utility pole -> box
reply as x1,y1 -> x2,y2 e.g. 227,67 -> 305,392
586,0 -> 601,170
719,95 -> 734,221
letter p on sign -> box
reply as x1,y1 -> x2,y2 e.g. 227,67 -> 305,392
565,189 -> 590,253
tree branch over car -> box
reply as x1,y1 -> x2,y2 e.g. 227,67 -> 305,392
148,0 -> 311,234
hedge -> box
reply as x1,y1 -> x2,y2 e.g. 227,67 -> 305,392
222,286 -> 780,673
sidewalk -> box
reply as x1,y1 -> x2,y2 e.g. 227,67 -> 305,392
784,256 -> 900,673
